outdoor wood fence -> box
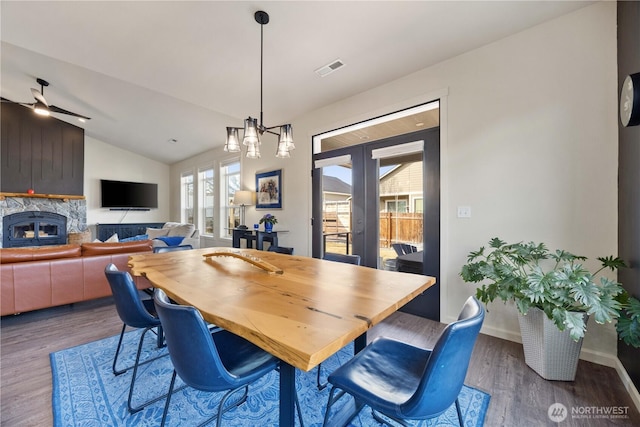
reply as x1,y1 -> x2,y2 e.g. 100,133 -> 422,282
322,211 -> 423,248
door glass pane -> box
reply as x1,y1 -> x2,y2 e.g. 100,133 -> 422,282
321,163 -> 353,255
378,154 -> 424,270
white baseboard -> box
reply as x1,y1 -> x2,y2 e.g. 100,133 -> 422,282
614,358 -> 640,414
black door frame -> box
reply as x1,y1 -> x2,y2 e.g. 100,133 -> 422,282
312,127 -> 440,320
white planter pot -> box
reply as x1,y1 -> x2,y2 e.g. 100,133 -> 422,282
517,307 -> 586,381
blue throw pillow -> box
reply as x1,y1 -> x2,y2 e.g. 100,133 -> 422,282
154,236 -> 185,246
120,234 -> 149,242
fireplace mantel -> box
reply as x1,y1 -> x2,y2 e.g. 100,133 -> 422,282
0,192 -> 85,201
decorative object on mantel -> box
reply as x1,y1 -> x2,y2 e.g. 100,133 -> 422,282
255,169 -> 282,209
259,214 -> 277,232
460,238 -> 640,381
224,11 -> 295,159
232,190 -> 254,229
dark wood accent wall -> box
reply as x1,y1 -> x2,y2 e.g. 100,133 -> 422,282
617,1 -> 640,389
1,103 -> 84,195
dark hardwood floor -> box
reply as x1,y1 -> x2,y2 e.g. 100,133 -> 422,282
1,297 -> 639,426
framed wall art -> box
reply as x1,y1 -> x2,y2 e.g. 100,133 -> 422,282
255,169 -> 282,209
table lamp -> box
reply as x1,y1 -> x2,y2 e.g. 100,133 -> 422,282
233,190 -> 254,229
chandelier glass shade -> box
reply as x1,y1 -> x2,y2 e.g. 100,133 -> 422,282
224,11 -> 294,159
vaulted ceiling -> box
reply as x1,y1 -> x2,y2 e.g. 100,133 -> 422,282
1,1 -> 593,164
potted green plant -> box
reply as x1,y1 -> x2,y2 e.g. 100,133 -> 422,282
259,213 -> 277,232
460,237 -> 640,380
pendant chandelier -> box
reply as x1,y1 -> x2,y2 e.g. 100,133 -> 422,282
224,10 -> 294,159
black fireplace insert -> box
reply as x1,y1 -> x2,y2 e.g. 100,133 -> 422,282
2,211 -> 68,247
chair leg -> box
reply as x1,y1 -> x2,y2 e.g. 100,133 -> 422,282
112,323 -> 128,375
323,387 -> 360,427
214,385 -> 249,427
127,327 -> 181,413
371,410 -> 410,427
455,397 -> 464,427
316,363 -> 328,390
294,390 -> 305,427
160,370 -> 178,427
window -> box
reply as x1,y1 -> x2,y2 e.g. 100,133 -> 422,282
414,197 -> 423,214
385,199 -> 408,213
198,167 -> 214,235
220,160 -> 240,237
180,172 -> 194,224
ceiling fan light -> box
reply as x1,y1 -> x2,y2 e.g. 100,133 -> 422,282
34,101 -> 50,116
225,127 -> 241,152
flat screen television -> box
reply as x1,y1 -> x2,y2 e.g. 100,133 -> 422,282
100,179 -> 158,209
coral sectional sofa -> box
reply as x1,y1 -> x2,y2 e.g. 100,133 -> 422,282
0,240 -> 153,316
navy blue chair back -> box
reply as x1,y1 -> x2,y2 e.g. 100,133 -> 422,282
154,289 -> 277,392
268,245 -> 294,255
322,252 -> 361,265
401,296 -> 484,418
105,264 -> 160,329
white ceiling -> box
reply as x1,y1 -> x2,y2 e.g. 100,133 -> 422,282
0,1 -> 593,164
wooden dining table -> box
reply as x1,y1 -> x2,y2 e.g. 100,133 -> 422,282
128,248 -> 435,426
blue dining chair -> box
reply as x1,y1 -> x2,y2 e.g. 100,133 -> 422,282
153,289 -> 304,427
104,264 -> 168,413
322,296 -> 485,427
268,245 -> 294,255
322,252 -> 361,265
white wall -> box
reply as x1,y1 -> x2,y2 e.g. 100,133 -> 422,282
84,136 -> 170,237
170,3 -> 620,362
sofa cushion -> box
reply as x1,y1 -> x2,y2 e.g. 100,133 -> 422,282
0,244 -> 82,264
163,222 -> 196,238
81,240 -> 152,257
146,228 -> 169,239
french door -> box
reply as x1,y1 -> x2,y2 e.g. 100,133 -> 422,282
312,128 -> 440,320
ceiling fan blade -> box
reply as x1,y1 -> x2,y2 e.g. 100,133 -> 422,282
1,97 -> 36,109
49,105 -> 91,120
31,88 -> 49,107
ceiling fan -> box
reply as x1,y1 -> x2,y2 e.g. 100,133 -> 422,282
1,78 -> 91,121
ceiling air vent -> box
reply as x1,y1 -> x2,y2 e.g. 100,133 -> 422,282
315,59 -> 345,77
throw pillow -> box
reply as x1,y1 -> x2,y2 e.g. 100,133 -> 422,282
104,233 -> 119,243
154,236 -> 185,246
146,228 -> 169,239
166,223 -> 195,238
120,234 -> 149,242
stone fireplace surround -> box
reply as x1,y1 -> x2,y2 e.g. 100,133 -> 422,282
0,195 -> 86,248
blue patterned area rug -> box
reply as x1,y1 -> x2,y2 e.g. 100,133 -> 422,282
51,329 -> 490,426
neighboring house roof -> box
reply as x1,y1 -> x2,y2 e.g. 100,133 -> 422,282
322,176 -> 351,195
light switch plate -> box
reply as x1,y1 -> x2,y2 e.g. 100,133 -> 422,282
457,206 -> 471,218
